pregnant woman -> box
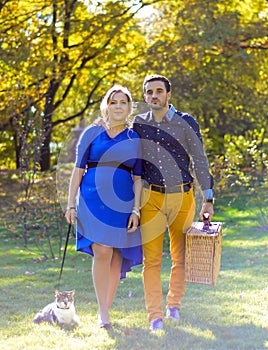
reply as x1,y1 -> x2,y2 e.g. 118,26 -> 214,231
65,85 -> 143,330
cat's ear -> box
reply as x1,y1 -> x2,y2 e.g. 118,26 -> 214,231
55,289 -> 59,296
71,290 -> 75,295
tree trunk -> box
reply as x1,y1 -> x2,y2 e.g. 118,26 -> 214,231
13,129 -> 22,169
40,80 -> 59,171
40,125 -> 51,171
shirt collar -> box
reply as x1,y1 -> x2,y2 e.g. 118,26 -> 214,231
166,104 -> 176,122
148,104 -> 176,123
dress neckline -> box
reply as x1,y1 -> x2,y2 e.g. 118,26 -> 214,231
104,127 -> 127,140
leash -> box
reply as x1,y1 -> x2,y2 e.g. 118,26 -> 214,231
57,223 -> 72,289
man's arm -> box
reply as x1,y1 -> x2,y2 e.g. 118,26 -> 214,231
182,114 -> 214,218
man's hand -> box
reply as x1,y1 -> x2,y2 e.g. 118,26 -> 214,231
200,202 -> 214,219
93,117 -> 108,129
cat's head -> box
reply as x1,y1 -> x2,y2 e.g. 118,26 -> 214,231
55,290 -> 75,309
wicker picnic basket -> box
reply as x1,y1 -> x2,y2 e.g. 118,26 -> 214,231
185,217 -> 222,286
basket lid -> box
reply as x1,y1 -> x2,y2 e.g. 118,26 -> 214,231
186,222 -> 222,236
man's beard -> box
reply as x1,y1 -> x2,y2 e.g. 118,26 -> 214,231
148,96 -> 168,110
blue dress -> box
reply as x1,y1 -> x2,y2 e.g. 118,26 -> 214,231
75,125 -> 143,278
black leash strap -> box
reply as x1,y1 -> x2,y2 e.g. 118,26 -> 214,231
57,223 -> 72,288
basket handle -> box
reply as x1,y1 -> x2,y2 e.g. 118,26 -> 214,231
202,212 -> 211,231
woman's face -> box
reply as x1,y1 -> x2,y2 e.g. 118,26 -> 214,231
107,92 -> 130,124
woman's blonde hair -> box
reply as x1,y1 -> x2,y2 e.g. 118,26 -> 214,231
100,85 -> 133,120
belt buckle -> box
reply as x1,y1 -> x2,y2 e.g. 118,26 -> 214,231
168,185 -> 182,193
165,186 -> 173,194
150,183 -> 191,194
166,183 -> 191,193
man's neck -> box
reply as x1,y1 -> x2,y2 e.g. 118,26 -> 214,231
151,106 -> 169,122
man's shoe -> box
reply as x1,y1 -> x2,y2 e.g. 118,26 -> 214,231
149,318 -> 164,332
166,307 -> 180,322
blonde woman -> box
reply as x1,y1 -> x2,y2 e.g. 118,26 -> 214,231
65,85 -> 143,329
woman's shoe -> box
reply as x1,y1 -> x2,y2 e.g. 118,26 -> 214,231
99,322 -> 111,330
98,314 -> 111,330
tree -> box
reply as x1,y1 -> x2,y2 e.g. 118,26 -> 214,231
0,0 -> 157,170
1,0 -> 267,171
138,0 -> 268,155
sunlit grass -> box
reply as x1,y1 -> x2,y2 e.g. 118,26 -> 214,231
0,193 -> 268,350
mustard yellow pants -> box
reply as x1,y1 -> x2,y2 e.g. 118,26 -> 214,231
140,187 -> 195,322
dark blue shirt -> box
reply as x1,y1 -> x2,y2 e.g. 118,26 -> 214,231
132,105 -> 214,190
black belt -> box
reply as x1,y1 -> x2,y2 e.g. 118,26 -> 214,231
145,183 -> 192,193
87,161 -> 131,173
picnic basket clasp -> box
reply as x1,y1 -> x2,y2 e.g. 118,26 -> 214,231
202,212 -> 211,231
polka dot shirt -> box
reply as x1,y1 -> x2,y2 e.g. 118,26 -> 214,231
132,105 -> 214,190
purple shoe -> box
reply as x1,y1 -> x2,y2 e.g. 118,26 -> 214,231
100,323 -> 111,330
149,318 -> 164,332
98,314 -> 111,330
166,307 -> 180,322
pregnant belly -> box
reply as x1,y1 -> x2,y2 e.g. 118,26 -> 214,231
81,167 -> 134,204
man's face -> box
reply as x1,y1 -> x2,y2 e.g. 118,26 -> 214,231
143,80 -> 171,110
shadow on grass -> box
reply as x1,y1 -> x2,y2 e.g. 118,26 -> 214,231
178,322 -> 266,350
211,323 -> 267,350
85,320 -> 267,350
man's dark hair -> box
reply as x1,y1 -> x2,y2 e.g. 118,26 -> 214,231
143,74 -> 171,93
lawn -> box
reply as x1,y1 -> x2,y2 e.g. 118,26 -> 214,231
0,174 -> 267,350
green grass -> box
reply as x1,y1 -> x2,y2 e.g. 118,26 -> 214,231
0,191 -> 267,349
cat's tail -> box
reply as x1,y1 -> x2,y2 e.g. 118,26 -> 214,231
33,312 -> 44,324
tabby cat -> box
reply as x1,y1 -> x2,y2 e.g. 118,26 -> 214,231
33,290 -> 80,326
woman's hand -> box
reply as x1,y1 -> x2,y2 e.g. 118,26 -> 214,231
127,213 -> 139,233
65,208 -> 76,225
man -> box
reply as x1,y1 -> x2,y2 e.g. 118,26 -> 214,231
132,74 -> 214,332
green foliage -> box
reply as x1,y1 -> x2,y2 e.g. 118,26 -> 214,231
139,0 -> 268,141
0,0 -> 149,170
210,128 -> 268,225
1,0 -> 267,171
